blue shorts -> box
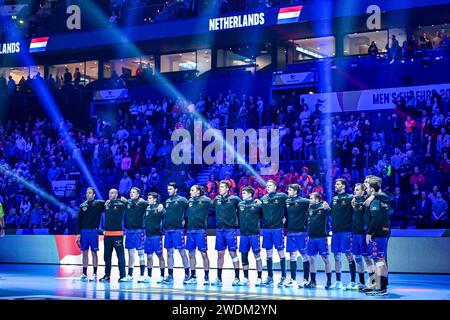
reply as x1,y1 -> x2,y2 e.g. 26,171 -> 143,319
144,235 -> 163,255
331,231 -> 353,254
307,238 -> 329,256
215,229 -> 238,251
353,234 -> 370,256
125,229 -> 145,250
80,229 -> 99,251
262,228 -> 285,250
369,237 -> 388,260
164,229 -> 185,249
239,234 -> 261,253
286,232 -> 308,254
186,230 -> 208,252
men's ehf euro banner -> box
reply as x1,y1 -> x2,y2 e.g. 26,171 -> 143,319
301,83 -> 450,113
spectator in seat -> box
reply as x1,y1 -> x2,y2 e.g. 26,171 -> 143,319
368,41 -> 379,56
67,200 -> 79,235
41,203 -> 53,231
428,185 -> 439,202
392,187 -> 409,227
431,192 -> 448,229
52,206 -> 68,235
29,202 -> 43,229
410,166 -> 425,188
18,207 -> 29,229
413,191 -> 432,229
147,167 -> 160,192
119,171 -> 132,196
121,152 -> 132,171
47,161 -> 62,182
63,68 -> 72,85
409,183 -> 422,206
74,67 -> 81,86
5,208 -> 19,229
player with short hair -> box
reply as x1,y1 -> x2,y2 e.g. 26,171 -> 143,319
185,185 -> 213,285
211,180 -> 241,287
363,175 -> 393,291
100,188 -> 126,282
365,179 -> 391,296
259,179 -> 288,287
120,187 -> 149,282
142,192 -> 166,284
161,182 -> 190,285
284,184 -> 310,288
351,183 -> 374,290
77,187 -> 105,281
326,179 -> 357,290
305,192 -> 332,289
238,186 -> 264,286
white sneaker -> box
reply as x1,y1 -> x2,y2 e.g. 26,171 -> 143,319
120,275 -> 133,282
345,282 -> 359,290
184,277 -> 197,285
284,279 -> 298,287
88,274 -> 97,282
238,278 -> 249,286
255,278 -> 263,287
139,276 -> 151,283
203,278 -> 210,286
329,281 -> 343,290
211,278 -> 223,287
232,278 -> 240,286
298,279 -> 309,288
156,276 -> 164,284
79,274 -> 88,282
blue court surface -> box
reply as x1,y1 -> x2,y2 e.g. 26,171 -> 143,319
0,264 -> 449,300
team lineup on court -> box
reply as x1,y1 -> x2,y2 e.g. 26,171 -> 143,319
76,175 -> 391,297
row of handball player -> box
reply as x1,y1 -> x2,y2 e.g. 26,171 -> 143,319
75,174 -> 391,297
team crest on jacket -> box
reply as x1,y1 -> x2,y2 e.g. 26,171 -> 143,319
286,203 -> 290,207
217,201 -> 222,205
189,203 -> 193,207
333,199 -> 337,205
318,210 -> 322,215
342,200 -> 346,206
127,204 -> 131,209
263,199 -> 269,204
82,206 -> 87,211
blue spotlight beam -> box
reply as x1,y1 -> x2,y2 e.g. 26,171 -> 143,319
4,23 -> 102,199
0,164 -> 69,210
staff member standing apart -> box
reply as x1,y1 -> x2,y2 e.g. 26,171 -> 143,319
77,187 -> 105,282
100,188 -> 127,283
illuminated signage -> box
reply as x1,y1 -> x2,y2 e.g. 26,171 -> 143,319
0,42 -> 20,55
209,13 -> 265,31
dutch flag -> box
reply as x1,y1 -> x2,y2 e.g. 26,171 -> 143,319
29,37 -> 49,53
277,6 -> 302,25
